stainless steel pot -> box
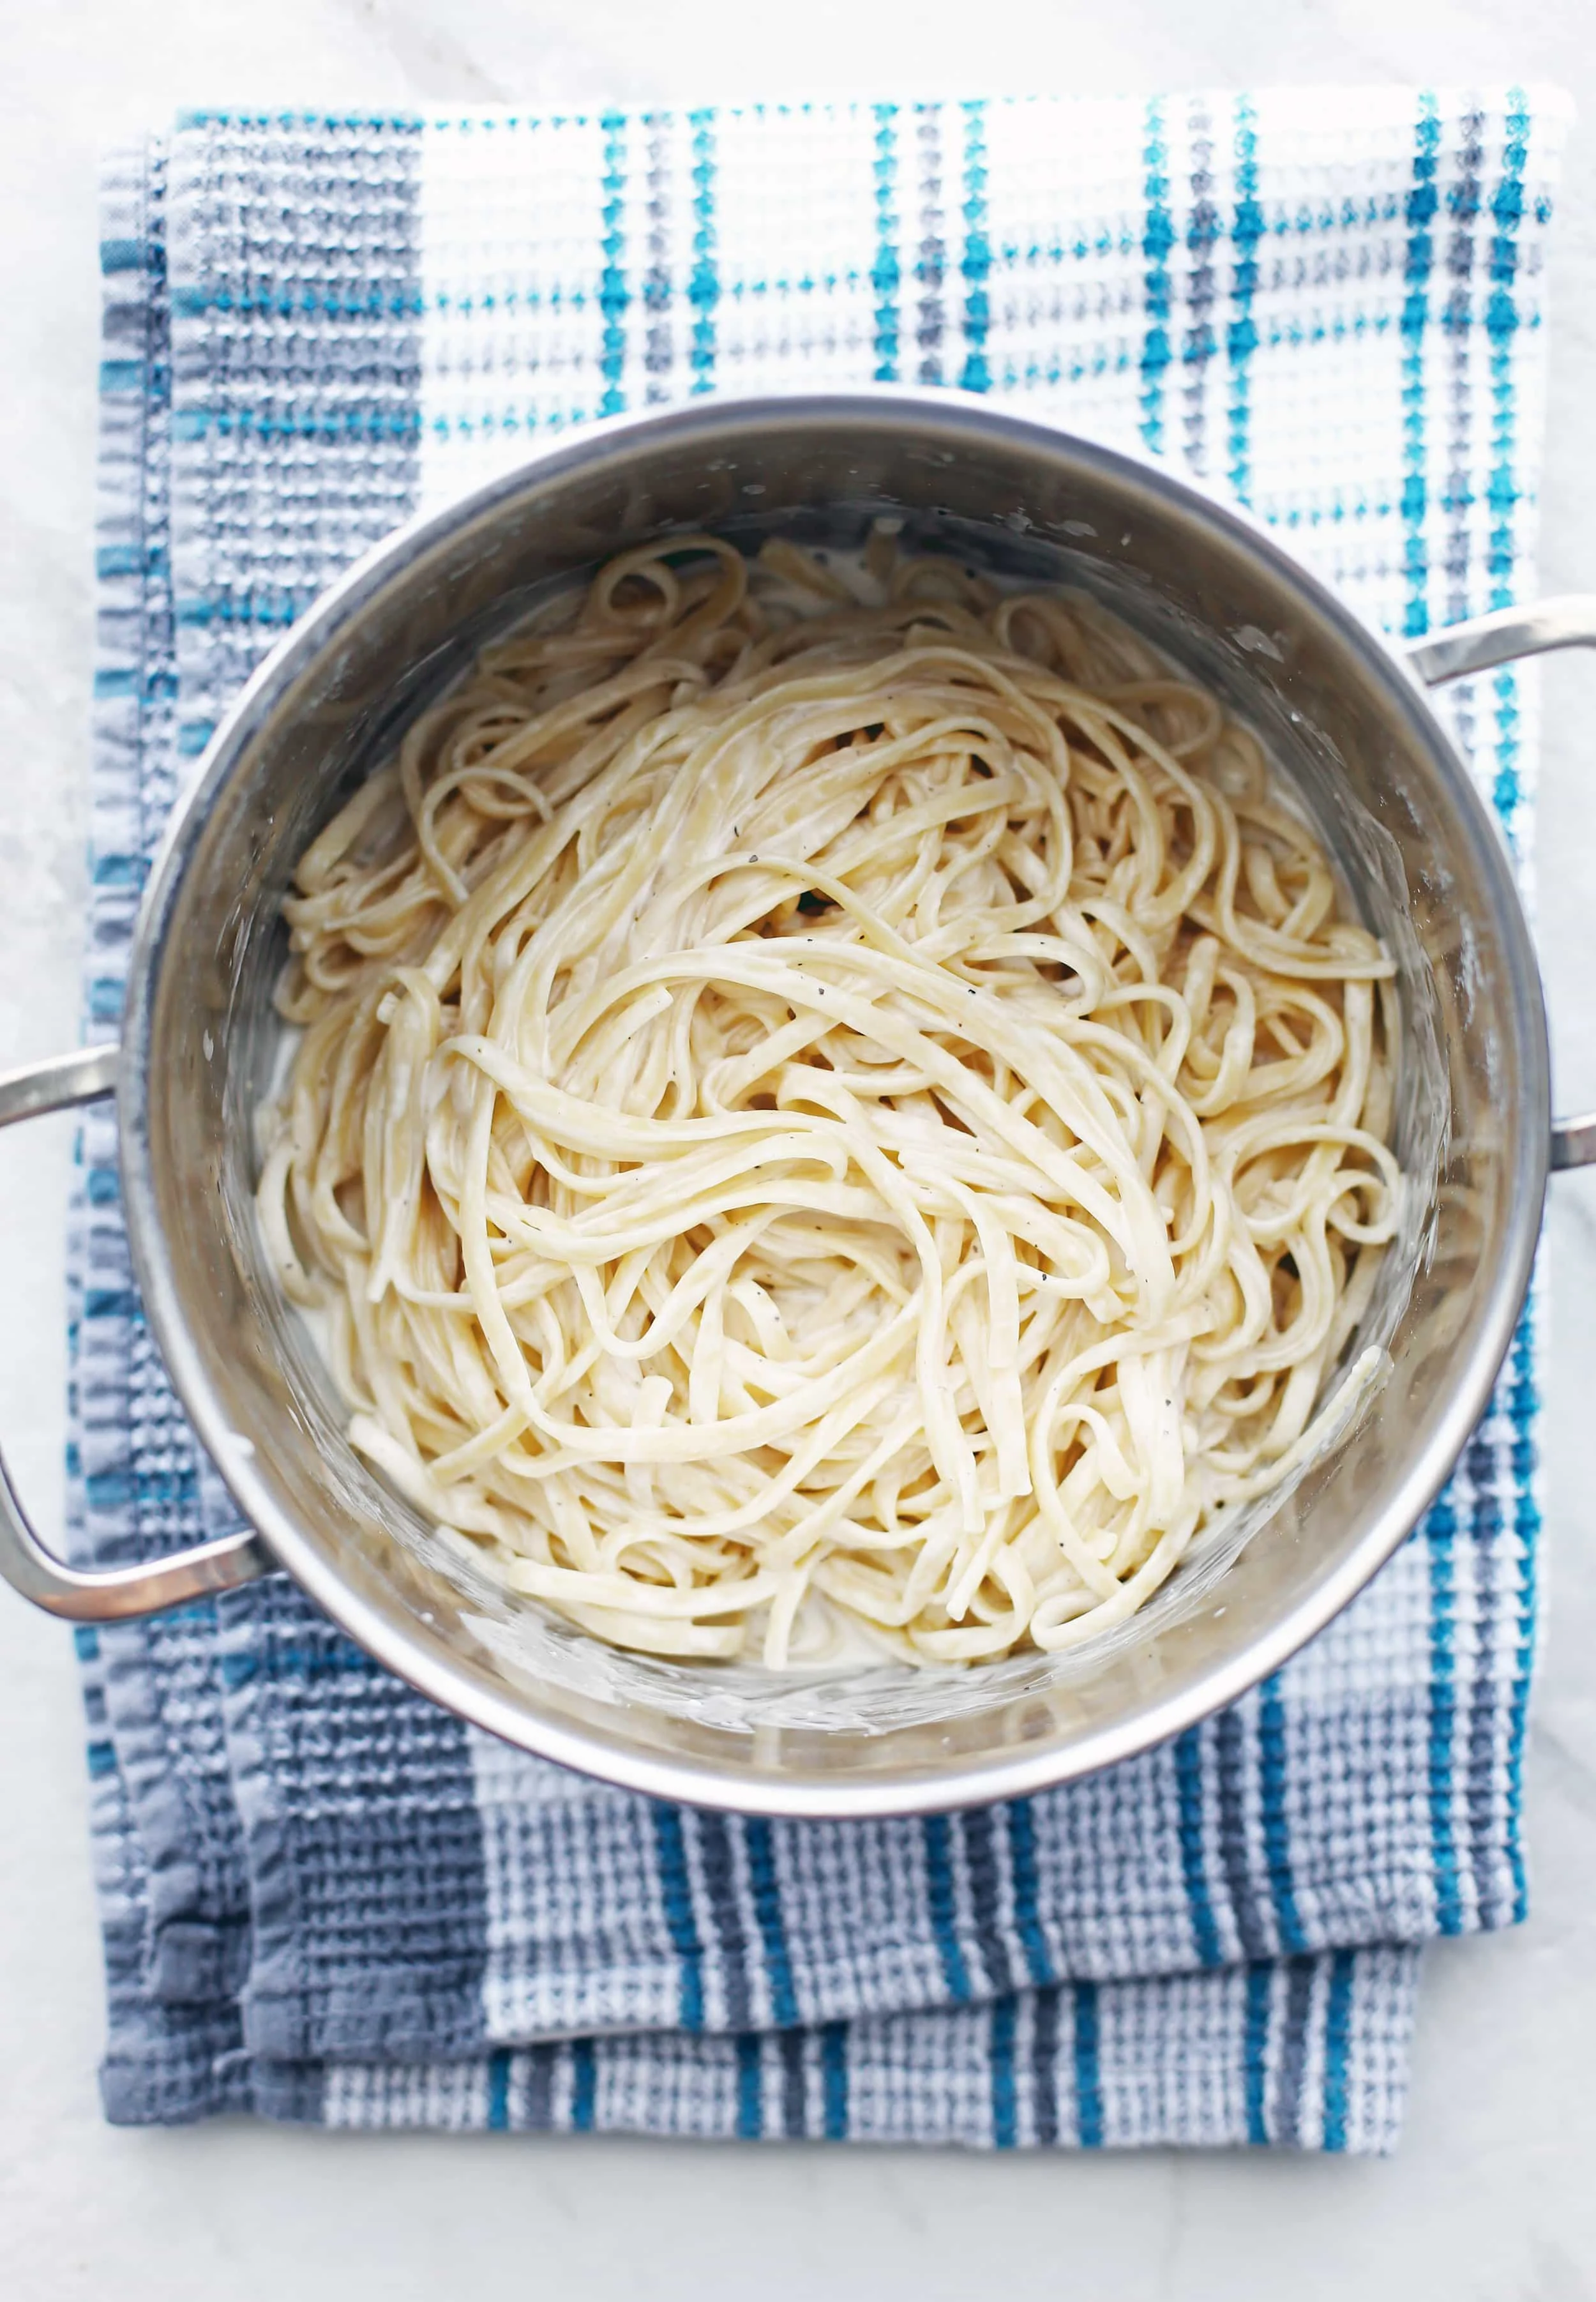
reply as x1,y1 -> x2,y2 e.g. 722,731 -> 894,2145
3,390 -> 1592,1817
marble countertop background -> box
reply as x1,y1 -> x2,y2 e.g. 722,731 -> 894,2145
5,5 -> 1596,2296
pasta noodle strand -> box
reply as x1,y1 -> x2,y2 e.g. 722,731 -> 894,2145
257,535 -> 1401,1669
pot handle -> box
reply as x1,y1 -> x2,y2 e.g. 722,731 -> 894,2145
0,1046 -> 269,1621
1406,596 -> 1596,1173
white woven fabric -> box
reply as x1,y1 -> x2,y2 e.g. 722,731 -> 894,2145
77,89 -> 1567,2147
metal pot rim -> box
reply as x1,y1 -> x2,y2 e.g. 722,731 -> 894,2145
93,390 -> 1557,1809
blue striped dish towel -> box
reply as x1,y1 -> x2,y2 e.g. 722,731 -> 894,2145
75,87 -> 1565,2150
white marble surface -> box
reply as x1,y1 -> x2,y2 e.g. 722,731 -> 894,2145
5,4 -> 1596,2295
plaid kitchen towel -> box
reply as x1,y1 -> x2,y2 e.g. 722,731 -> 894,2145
72,87 -> 1566,2150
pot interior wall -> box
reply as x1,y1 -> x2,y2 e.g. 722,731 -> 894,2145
126,402 -> 1541,1806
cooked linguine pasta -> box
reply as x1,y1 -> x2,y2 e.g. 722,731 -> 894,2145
257,532 -> 1401,1668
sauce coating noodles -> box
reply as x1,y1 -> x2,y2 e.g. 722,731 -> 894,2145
258,536 -> 1400,1667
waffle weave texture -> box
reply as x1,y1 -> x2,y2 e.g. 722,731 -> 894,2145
73,87 -> 1566,2148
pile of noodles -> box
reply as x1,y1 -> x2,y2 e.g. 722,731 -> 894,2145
257,531 -> 1401,1668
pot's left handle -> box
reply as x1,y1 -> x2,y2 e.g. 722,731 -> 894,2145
1407,596 -> 1596,1173
0,1047 -> 268,1621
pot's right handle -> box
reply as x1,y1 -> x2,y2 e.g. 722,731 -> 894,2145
1406,595 -> 1596,1173
0,1045 -> 269,1621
